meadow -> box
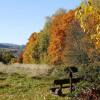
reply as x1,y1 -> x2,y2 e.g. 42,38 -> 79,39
0,63 -> 70,100
0,63 -> 100,100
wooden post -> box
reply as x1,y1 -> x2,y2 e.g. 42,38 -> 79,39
69,71 -> 73,93
64,67 -> 78,93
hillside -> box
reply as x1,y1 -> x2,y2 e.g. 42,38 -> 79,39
0,43 -> 25,57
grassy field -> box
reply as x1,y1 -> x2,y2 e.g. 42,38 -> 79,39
0,72 -> 71,100
0,63 -> 71,100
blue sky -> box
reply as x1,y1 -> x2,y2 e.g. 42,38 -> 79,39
0,0 -> 81,45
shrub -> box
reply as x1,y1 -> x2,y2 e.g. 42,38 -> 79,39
70,64 -> 100,100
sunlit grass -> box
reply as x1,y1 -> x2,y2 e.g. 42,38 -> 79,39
0,72 -> 70,100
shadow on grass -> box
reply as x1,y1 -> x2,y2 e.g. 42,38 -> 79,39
0,72 -> 8,75
60,94 -> 67,97
31,76 -> 42,80
0,72 -> 8,81
0,83 -> 10,89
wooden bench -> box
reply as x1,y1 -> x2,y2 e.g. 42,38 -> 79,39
50,78 -> 81,95
50,67 -> 82,96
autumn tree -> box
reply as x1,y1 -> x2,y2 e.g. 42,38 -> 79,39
76,0 -> 100,62
48,9 -> 67,65
23,17 -> 51,64
23,33 -> 40,64
62,20 -> 88,65
48,9 -> 87,65
18,52 -> 23,63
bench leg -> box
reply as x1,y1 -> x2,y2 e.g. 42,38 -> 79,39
54,88 -> 62,96
54,84 -> 63,96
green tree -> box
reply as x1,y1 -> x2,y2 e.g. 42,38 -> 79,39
38,17 -> 51,63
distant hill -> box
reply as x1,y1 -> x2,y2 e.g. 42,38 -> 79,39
0,43 -> 25,57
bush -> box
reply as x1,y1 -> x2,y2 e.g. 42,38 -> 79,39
70,64 -> 100,100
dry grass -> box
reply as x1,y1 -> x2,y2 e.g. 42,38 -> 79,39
0,63 -> 54,77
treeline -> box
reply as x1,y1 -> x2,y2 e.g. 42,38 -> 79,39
22,0 -> 100,65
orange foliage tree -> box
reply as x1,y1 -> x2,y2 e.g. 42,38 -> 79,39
18,52 -> 23,63
23,32 -> 40,64
23,9 -> 90,65
48,9 -> 88,65
48,10 -> 76,65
